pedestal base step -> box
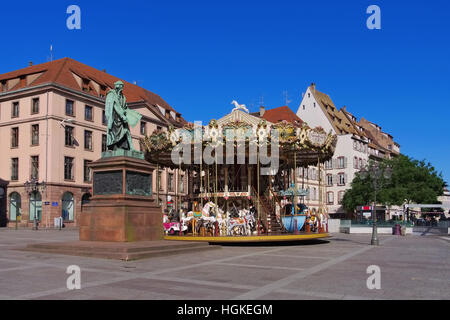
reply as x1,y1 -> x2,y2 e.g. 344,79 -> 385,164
19,240 -> 219,261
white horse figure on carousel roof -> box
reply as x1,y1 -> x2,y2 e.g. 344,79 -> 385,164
231,100 -> 249,113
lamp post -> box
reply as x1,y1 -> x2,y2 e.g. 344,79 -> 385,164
24,178 -> 46,231
359,162 -> 391,246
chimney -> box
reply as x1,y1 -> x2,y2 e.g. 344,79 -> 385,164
259,106 -> 265,117
29,62 -> 33,67
311,82 -> 316,93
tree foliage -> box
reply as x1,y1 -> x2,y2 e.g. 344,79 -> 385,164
342,154 -> 445,212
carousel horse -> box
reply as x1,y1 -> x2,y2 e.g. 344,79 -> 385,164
244,210 -> 256,235
216,212 -> 228,236
319,212 -> 328,233
310,213 -> 318,232
191,202 -> 218,236
227,210 -> 248,236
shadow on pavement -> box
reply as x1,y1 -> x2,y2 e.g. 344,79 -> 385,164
210,239 -> 330,247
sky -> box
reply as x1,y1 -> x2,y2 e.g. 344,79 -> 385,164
0,0 -> 449,182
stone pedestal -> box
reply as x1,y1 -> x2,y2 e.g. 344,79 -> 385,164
79,155 -> 163,242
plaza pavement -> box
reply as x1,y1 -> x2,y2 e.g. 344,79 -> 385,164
0,229 -> 448,300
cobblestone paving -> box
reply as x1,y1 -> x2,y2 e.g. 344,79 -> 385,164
0,229 -> 448,300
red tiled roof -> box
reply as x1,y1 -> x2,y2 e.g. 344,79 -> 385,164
0,57 -> 185,125
262,106 -> 304,127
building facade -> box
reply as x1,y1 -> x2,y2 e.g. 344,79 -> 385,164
0,58 -> 187,228
296,83 -> 400,217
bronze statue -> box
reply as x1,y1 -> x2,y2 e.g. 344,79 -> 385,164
105,81 -> 142,151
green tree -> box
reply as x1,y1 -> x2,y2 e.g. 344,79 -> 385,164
343,154 -> 445,212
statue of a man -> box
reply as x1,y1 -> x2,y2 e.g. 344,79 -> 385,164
105,81 -> 141,151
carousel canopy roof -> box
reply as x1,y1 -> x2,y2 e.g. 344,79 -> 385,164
141,105 -> 337,169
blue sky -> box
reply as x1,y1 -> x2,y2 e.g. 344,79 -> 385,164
1,0 -> 449,183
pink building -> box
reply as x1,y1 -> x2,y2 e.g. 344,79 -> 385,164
0,58 -> 187,228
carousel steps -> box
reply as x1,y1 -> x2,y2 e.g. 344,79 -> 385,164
259,197 -> 284,233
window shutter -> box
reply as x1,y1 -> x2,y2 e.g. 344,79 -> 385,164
344,157 -> 347,169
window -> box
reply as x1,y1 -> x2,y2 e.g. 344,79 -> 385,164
66,100 -> 74,116
100,85 -> 107,98
325,160 -> 332,170
85,105 -> 93,121
62,192 -> 74,221
303,105 -> 305,110
30,156 -> 39,180
29,191 -> 42,221
101,134 -> 107,152
11,127 -> 19,148
327,174 -> 333,186
168,173 -> 174,191
327,192 -> 334,205
338,191 -> 345,204
12,102 -> 19,118
11,158 -> 19,180
338,173 -> 346,186
157,126 -> 162,131
359,158 -> 363,169
354,156 -> 358,169
338,157 -> 345,169
9,192 -> 21,221
84,160 -> 92,183
31,124 -> 39,145
140,121 -> 146,135
65,126 -> 74,147
313,102 -> 316,107
84,130 -> 92,150
102,110 -> 107,125
158,171 -> 163,191
179,175 -> 185,193
64,157 -> 74,180
308,93 -> 310,98
32,98 -> 39,114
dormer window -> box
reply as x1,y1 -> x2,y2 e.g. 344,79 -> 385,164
82,79 -> 90,92
100,85 -> 107,98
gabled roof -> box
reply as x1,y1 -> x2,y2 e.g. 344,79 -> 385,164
308,83 -> 357,136
217,109 -> 264,127
0,57 -> 185,126
261,106 -> 304,127
359,117 -> 400,155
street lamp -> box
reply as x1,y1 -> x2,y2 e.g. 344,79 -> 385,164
24,178 -> 46,231
359,162 -> 391,246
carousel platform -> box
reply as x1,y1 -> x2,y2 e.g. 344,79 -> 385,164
164,232 -> 330,243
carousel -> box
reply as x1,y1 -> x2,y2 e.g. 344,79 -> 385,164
141,103 -> 337,243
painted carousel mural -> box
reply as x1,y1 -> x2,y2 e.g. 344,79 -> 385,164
141,103 -> 337,242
